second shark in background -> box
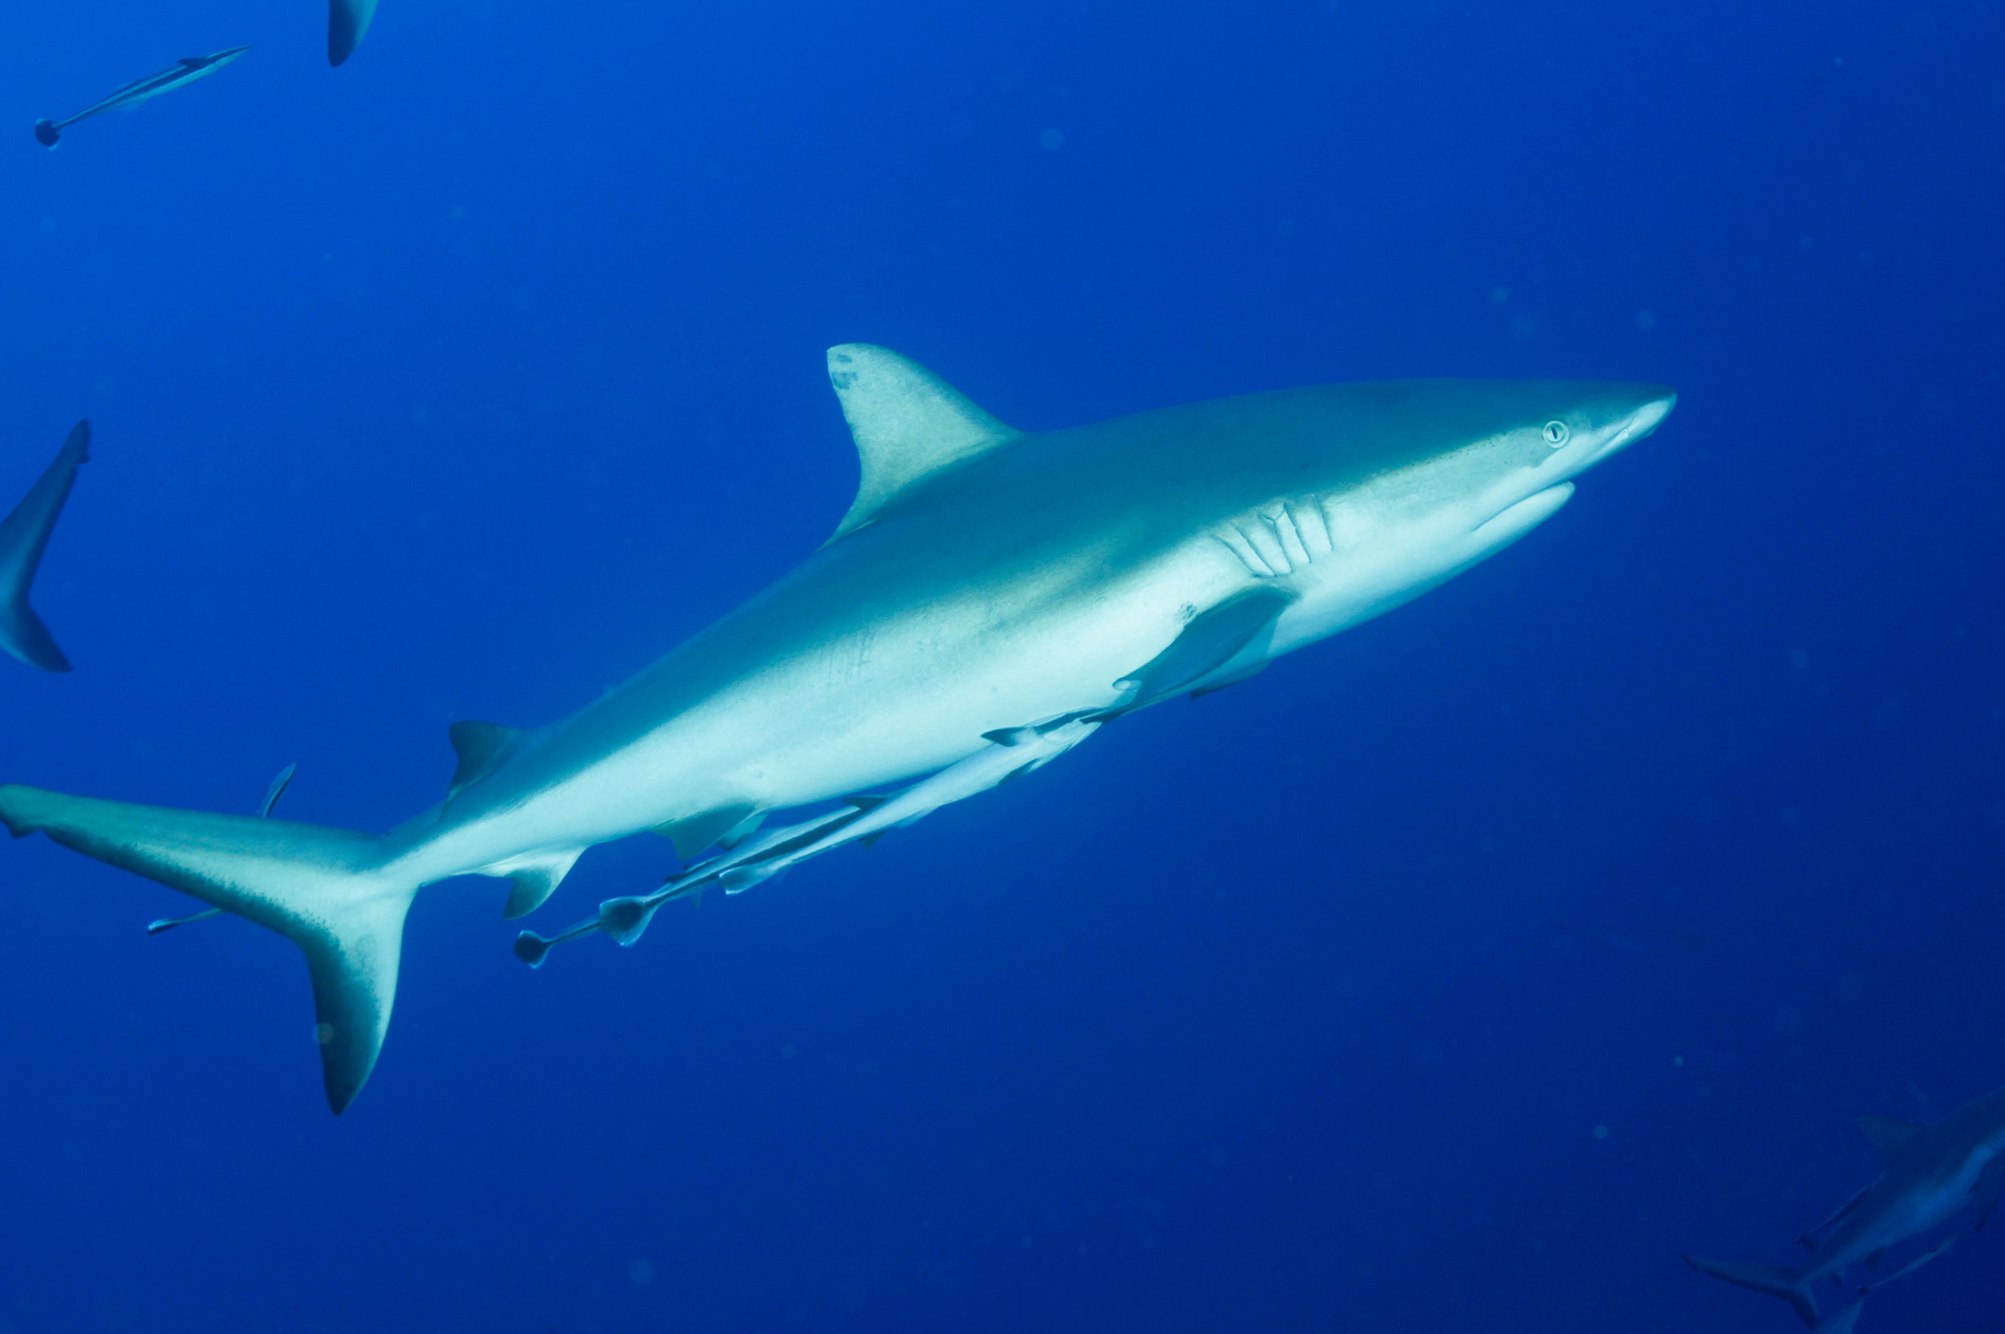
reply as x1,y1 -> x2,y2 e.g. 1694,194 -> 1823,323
1,422 -> 90,673
1685,1085 -> 2005,1327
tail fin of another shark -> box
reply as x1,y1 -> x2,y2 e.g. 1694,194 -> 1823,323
1682,1254 -> 1819,1328
0,783 -> 417,1112
1,420 -> 89,671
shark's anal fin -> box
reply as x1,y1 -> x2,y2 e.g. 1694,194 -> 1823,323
472,845 -> 587,918
0,420 -> 90,673
824,345 -> 1019,543
446,720 -> 526,799
1857,1114 -> 1925,1158
1115,585 -> 1295,709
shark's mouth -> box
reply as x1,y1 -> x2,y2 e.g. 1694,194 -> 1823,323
1469,483 -> 1576,549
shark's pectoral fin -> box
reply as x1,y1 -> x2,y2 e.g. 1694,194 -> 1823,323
446,720 -> 528,799
824,344 -> 1020,543
1857,1114 -> 1925,1159
657,802 -> 762,862
1682,1254 -> 1819,1328
1115,585 -> 1296,709
1,420 -> 89,673
1800,1185 -> 1870,1249
1860,1234 -> 1958,1294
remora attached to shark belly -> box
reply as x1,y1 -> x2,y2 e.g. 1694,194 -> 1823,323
0,344 -> 1674,1111
1685,1084 -> 2005,1326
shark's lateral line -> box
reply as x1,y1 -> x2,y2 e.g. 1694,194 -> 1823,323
1685,1086 -> 2005,1326
35,48 -> 249,148
1,421 -> 90,672
0,346 -> 1675,1112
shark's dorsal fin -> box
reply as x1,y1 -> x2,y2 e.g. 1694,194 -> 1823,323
1857,1114 -> 1925,1156
824,344 -> 1018,542
447,720 -> 527,798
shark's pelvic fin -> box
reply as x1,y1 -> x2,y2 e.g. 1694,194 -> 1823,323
1682,1254 -> 1819,1328
328,0 -> 379,65
0,420 -> 90,673
656,802 -> 761,861
1857,1115 -> 1924,1157
0,784 -> 413,1113
446,720 -> 527,799
824,344 -> 1019,542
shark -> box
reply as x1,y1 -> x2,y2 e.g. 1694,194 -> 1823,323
0,345 -> 1674,1112
1684,1085 -> 2005,1326
35,48 -> 250,148
2,421 -> 90,672
328,0 -> 380,66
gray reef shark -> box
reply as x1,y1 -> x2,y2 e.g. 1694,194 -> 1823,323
0,345 -> 1674,1112
328,0 -> 379,66
35,48 -> 250,148
1685,1085 -> 2005,1326
1,421 -> 89,672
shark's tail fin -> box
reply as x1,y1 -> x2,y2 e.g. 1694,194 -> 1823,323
0,783 -> 418,1113
1682,1254 -> 1820,1328
1,420 -> 89,672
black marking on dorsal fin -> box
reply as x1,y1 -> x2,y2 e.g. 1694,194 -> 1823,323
447,720 -> 526,798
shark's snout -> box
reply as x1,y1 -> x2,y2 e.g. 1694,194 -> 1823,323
1603,388 -> 1677,457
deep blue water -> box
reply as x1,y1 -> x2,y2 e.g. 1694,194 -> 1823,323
4,2 -> 2002,1330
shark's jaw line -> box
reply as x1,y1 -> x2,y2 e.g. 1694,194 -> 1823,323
0,347 -> 1674,1109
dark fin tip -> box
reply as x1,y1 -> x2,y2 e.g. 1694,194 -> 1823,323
33,120 -> 59,148
513,931 -> 551,968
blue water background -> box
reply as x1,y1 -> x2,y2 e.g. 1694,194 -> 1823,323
3,2 -> 2002,1329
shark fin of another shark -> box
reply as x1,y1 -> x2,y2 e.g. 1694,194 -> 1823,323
1857,1114 -> 1925,1157
1,420 -> 90,673
0,784 -> 412,1114
446,720 -> 528,798
328,0 -> 380,66
1682,1254 -> 1819,1328
1115,585 -> 1296,708
824,344 -> 1019,542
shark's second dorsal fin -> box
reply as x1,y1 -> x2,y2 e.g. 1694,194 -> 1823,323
447,720 -> 527,798
824,344 -> 1018,543
1857,1114 -> 1924,1156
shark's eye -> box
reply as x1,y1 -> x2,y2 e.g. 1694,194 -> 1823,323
1542,421 -> 1570,447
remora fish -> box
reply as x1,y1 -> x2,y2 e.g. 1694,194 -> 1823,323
35,48 -> 250,149
1,421 -> 90,672
1685,1086 -> 2005,1326
0,346 -> 1674,1112
328,1 -> 380,66
523,712 -> 1105,965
